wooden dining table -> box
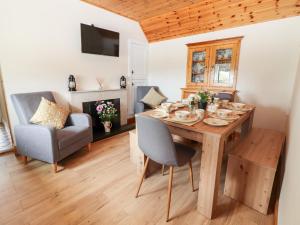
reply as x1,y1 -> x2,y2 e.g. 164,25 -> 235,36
138,106 -> 255,219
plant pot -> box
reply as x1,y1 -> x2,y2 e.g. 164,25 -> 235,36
102,121 -> 112,133
198,101 -> 207,110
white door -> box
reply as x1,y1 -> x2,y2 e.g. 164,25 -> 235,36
128,41 -> 148,117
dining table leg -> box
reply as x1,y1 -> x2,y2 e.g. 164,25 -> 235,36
197,133 -> 225,219
241,110 -> 255,138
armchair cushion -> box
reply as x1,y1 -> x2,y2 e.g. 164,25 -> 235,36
56,126 -> 91,149
67,113 -> 92,127
30,97 -> 69,129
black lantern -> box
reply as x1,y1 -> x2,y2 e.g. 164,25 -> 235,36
120,75 -> 126,89
68,75 -> 77,91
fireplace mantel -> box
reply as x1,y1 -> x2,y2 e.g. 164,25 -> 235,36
69,89 -> 128,126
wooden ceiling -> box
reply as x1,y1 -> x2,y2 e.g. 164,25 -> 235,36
83,0 -> 300,42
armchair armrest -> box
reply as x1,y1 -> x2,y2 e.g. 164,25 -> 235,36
68,113 -> 92,127
14,124 -> 59,163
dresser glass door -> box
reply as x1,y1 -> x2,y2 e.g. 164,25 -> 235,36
189,49 -> 209,85
210,45 -> 236,88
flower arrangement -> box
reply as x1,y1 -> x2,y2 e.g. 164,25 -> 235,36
95,101 -> 118,122
196,88 -> 215,110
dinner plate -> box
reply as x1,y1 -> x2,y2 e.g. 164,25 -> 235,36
232,110 -> 246,115
170,114 -> 199,123
209,113 -> 240,121
203,118 -> 229,126
150,111 -> 168,118
225,104 -> 253,112
172,103 -> 185,108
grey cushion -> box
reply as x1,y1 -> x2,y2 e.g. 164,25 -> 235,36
57,126 -> 91,149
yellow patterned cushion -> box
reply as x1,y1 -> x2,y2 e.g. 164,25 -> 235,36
141,87 -> 167,108
30,97 -> 69,129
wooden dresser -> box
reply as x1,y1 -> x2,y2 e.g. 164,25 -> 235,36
181,37 -> 242,99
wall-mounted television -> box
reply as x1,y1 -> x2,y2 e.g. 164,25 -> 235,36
81,23 -> 119,57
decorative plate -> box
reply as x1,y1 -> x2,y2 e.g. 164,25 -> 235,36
172,103 -> 185,108
225,104 -> 253,112
150,111 -> 168,118
209,113 -> 240,121
203,118 -> 229,126
171,114 -> 199,123
232,110 -> 246,115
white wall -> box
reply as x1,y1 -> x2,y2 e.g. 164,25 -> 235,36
278,56 -> 300,225
0,0 -> 147,131
148,16 -> 300,131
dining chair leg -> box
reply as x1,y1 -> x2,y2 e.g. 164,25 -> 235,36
161,165 -> 165,176
188,160 -> 195,192
135,156 -> 150,198
166,166 -> 174,222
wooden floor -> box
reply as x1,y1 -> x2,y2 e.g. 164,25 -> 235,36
0,132 -> 274,225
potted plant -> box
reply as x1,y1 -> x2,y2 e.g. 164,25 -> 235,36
95,101 -> 118,133
197,89 -> 210,110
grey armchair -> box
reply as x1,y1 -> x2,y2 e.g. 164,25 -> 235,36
11,91 -> 93,173
134,86 -> 166,114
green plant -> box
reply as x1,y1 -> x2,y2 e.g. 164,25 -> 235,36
197,90 -> 209,103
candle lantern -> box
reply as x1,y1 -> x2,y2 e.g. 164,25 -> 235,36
68,75 -> 77,91
120,75 -> 126,89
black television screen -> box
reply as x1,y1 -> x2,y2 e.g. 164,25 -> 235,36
81,23 -> 119,57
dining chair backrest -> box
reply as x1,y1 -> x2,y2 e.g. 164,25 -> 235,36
136,114 -> 178,166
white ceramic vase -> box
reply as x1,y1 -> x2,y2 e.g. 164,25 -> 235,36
103,121 -> 112,133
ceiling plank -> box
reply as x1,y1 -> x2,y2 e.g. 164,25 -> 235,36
82,0 -> 203,21
81,0 -> 300,42
141,0 -> 300,42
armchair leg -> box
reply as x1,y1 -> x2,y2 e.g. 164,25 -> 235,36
52,163 -> 64,173
53,163 -> 58,173
87,143 -> 92,152
22,156 -> 28,165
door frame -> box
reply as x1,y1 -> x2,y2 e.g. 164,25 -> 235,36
128,39 -> 148,80
127,40 -> 148,117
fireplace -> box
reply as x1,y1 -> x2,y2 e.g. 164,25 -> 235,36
82,98 -> 134,141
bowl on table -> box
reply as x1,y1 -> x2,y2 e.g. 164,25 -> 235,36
195,109 -> 205,120
231,102 -> 246,110
216,109 -> 233,118
175,110 -> 190,120
161,102 -> 173,112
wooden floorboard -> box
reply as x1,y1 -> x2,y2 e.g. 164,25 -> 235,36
0,132 -> 274,225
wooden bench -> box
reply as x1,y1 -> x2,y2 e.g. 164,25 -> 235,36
224,128 -> 285,214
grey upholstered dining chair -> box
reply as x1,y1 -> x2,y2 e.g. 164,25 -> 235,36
11,91 -> 93,173
134,86 -> 166,113
216,92 -> 234,101
135,114 -> 196,222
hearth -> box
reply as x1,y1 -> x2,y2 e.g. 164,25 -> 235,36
82,98 -> 134,142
